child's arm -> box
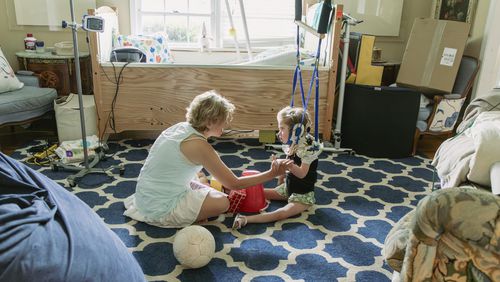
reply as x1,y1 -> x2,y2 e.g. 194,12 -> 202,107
277,174 -> 285,185
275,158 -> 291,184
286,162 -> 311,179
285,152 -> 317,179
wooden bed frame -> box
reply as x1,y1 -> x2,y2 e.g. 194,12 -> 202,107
89,5 -> 343,141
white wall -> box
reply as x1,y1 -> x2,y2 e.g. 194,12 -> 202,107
0,0 -> 496,93
0,0 -> 126,69
474,0 -> 500,97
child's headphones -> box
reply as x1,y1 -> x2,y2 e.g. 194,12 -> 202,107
288,123 -> 305,145
287,111 -> 310,145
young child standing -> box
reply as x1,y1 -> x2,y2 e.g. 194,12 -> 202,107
232,106 -> 319,229
124,90 -> 284,228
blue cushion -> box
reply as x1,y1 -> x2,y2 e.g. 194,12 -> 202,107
417,120 -> 428,132
418,104 -> 433,121
0,86 -> 57,125
0,153 -> 145,282
16,73 -> 40,87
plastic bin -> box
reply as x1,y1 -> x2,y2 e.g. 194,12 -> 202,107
54,94 -> 98,143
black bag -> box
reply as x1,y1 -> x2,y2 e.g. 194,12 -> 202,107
110,47 -> 146,63
340,84 -> 420,158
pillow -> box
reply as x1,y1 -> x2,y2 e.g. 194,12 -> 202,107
0,47 -> 24,93
114,33 -> 173,63
467,111 -> 500,187
428,97 -> 465,132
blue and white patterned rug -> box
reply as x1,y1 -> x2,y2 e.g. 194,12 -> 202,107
11,138 -> 434,281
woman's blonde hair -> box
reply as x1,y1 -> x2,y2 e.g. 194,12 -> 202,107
186,90 -> 235,132
277,106 -> 312,130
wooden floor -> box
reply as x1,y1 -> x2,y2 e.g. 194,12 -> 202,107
0,118 -> 58,156
415,134 -> 449,159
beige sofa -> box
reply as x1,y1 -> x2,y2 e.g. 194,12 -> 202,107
383,94 -> 500,281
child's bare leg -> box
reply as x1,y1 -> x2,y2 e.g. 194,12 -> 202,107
237,202 -> 309,227
264,188 -> 288,201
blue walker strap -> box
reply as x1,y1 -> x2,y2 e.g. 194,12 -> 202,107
291,66 -> 307,108
290,9 -> 329,144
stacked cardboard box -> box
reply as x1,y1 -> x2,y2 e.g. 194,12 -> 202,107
397,18 -> 470,94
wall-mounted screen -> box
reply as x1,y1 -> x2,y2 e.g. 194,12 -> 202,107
336,0 -> 404,36
13,0 -> 95,26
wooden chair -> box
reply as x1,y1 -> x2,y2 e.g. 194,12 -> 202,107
412,55 -> 480,155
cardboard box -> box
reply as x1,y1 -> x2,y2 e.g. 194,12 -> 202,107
397,18 -> 470,94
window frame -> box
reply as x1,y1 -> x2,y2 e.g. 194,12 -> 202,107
129,0 -> 295,49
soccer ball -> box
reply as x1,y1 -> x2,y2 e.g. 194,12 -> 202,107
173,225 -> 215,268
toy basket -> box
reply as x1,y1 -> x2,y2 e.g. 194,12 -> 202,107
227,190 -> 246,214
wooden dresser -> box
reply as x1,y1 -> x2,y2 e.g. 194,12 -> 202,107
16,51 -> 92,96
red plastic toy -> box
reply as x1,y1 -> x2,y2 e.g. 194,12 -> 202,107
227,190 -> 246,214
238,170 -> 268,213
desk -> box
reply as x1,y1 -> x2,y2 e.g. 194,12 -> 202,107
16,51 -> 92,96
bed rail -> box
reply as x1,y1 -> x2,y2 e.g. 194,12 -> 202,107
89,4 -> 344,141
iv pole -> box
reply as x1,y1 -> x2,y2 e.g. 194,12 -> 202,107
332,14 -> 361,153
53,0 -> 123,187
322,13 -> 362,154
68,0 -> 90,170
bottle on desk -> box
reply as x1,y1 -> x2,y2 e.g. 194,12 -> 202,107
24,33 -> 37,52
199,22 -> 211,52
35,41 -> 45,53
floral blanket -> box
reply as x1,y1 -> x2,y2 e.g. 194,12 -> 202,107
383,188 -> 500,281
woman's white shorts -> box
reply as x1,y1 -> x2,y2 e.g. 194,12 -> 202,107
124,181 -> 211,228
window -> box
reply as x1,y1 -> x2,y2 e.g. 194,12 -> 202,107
130,0 -> 295,48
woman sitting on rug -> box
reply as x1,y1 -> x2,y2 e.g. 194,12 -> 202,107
232,106 -> 319,229
124,90 -> 286,227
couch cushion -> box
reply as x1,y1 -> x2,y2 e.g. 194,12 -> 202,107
0,86 -> 57,125
417,104 -> 433,121
428,97 -> 466,132
416,120 -> 428,132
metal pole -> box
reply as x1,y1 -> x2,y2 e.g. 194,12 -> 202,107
237,0 -> 252,60
69,0 -> 89,169
333,21 -> 349,149
224,0 -> 240,58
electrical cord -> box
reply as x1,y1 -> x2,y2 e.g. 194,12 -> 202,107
92,61 -> 130,164
26,139 -> 58,166
109,61 -> 131,133
96,60 -> 129,136
86,32 -> 132,167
